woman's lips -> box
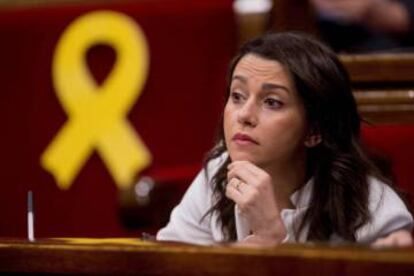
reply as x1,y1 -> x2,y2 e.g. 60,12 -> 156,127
232,133 -> 259,145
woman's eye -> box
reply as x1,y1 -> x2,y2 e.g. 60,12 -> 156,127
264,98 -> 283,109
230,91 -> 243,103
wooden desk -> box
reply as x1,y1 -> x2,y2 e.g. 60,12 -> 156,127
1,238 -> 414,275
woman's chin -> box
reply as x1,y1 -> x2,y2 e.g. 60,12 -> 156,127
229,152 -> 258,163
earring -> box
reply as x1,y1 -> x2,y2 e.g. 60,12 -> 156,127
305,134 -> 322,147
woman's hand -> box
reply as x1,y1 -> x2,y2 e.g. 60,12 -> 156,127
225,160 -> 287,246
372,230 -> 413,248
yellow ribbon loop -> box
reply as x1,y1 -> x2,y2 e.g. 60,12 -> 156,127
41,11 -> 152,190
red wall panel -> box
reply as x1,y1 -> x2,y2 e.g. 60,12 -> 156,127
0,0 -> 237,237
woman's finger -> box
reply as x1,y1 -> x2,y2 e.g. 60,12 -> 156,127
226,177 -> 244,203
228,160 -> 262,176
228,162 -> 262,186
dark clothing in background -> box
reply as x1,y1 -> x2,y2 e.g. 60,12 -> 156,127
317,0 -> 414,53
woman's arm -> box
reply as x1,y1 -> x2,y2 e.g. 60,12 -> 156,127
357,177 -> 414,245
156,166 -> 218,245
373,229 -> 413,247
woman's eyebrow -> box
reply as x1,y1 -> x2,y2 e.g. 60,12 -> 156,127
231,75 -> 247,84
262,83 -> 291,95
232,74 -> 291,95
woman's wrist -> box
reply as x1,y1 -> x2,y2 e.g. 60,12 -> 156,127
254,214 -> 287,243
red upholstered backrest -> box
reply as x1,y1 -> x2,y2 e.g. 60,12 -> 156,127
362,124 -> 414,202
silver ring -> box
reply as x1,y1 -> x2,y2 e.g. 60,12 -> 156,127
234,179 -> 242,191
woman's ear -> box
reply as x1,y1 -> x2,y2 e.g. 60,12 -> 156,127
304,128 -> 322,148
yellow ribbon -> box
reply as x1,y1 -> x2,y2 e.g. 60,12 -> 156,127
41,11 -> 151,190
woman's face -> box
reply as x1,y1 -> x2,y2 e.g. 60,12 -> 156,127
224,54 -> 310,169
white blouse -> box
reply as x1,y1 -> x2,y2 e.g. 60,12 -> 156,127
157,154 -> 413,245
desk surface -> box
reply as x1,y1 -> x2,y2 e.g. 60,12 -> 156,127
1,238 -> 414,275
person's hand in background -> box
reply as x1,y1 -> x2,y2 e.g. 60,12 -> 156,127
310,0 -> 410,34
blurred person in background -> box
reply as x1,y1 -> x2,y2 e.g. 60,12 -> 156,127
310,0 -> 414,52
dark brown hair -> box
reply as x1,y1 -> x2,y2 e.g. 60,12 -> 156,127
203,32 -> 392,242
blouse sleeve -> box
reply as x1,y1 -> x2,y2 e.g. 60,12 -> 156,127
156,156 -> 225,245
156,170 -> 214,245
356,177 -> 414,243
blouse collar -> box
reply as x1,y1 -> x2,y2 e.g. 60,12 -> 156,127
289,178 -> 314,209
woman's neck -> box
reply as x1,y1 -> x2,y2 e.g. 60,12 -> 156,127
264,156 -> 307,210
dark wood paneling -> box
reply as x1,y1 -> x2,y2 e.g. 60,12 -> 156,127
341,54 -> 414,124
341,54 -> 414,83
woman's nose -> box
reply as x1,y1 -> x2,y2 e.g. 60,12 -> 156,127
237,99 -> 257,127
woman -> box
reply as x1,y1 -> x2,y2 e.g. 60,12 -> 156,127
157,32 -> 413,246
